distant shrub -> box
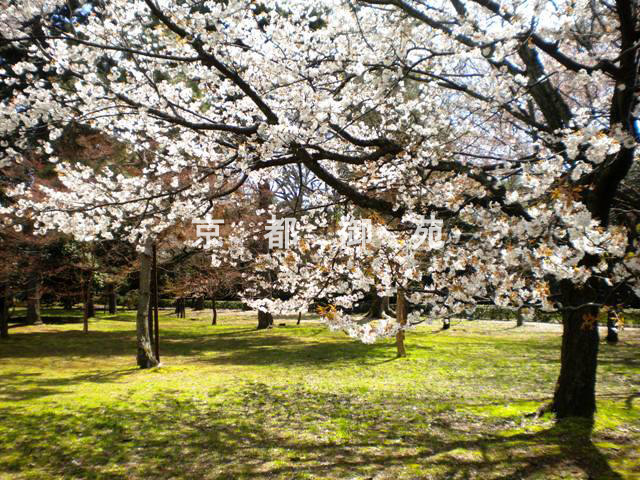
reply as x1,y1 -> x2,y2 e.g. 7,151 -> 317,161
156,298 -> 246,310
122,291 -> 139,310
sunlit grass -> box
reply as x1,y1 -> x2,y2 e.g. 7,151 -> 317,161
0,310 -> 638,479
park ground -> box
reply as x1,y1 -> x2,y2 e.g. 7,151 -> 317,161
0,310 -> 639,479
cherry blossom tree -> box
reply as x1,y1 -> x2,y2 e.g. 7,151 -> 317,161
1,0 -> 638,418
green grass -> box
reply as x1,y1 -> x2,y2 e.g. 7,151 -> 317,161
0,310 -> 638,479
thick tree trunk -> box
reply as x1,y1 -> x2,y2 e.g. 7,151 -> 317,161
364,291 -> 394,320
552,299 -> 599,419
369,294 -> 389,318
147,292 -> 155,355
606,309 -> 619,344
26,272 -> 42,325
257,310 -> 273,329
516,306 -> 525,327
0,285 -> 9,339
395,288 -> 407,357
107,283 -> 117,314
152,243 -> 159,363
211,298 -> 217,325
136,239 -> 159,369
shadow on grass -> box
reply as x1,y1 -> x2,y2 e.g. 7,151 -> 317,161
0,326 -> 391,367
0,385 -> 630,480
0,369 -> 139,402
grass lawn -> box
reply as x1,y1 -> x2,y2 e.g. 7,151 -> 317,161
0,310 -> 638,479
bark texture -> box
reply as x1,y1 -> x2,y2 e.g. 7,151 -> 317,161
107,283 -> 117,314
136,239 -> 159,369
606,309 -> 619,344
26,272 -> 42,325
257,310 -> 273,329
552,285 -> 599,419
193,296 -> 205,311
0,285 -> 9,339
395,288 -> 407,357
516,306 -> 525,327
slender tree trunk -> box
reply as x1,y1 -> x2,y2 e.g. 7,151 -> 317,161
552,287 -> 599,419
107,283 -> 117,314
257,310 -> 273,329
26,271 -> 42,325
62,296 -> 73,310
0,285 -> 9,339
86,275 -> 95,318
136,239 -> 159,369
297,311 -> 302,325
395,288 -> 407,357
82,274 -> 89,333
179,298 -> 185,318
516,306 -> 525,327
194,296 -> 205,311
211,298 -> 217,325
606,309 -> 619,344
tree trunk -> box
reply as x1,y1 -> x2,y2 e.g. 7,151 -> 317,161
0,285 -> 9,339
211,298 -> 217,325
369,294 -> 389,318
194,296 -> 205,311
136,239 -> 159,369
257,310 -> 273,329
395,288 -> 407,357
86,276 -> 95,318
147,290 -> 154,355
62,297 -> 73,310
606,308 -> 619,344
82,275 -> 89,333
552,298 -> 599,419
364,291 -> 393,320
107,283 -> 117,314
175,297 -> 185,318
516,306 -> 525,327
297,311 -> 302,325
26,272 -> 42,325
152,243 -> 159,362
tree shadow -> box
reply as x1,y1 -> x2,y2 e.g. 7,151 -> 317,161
0,368 -> 139,402
0,386 -> 631,479
0,327 -> 392,369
